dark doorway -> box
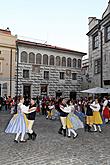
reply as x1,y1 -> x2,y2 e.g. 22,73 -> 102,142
70,91 -> 76,100
23,85 -> 31,99
56,91 -> 62,98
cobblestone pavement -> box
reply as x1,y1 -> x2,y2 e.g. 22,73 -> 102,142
0,111 -> 110,165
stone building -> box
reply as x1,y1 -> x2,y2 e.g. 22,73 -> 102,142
0,28 -> 16,97
81,58 -> 90,90
87,1 -> 110,88
16,39 -> 86,99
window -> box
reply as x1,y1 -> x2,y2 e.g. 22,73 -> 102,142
36,53 -> 42,64
0,61 -> 2,73
94,59 -> 101,74
56,56 -> 60,66
93,33 -> 99,49
104,54 -> 107,62
44,71 -> 49,79
43,54 -> 48,65
104,80 -> 110,85
50,55 -> 54,65
105,25 -> 110,42
78,59 -> 81,68
72,73 -> 77,80
60,72 -> 64,79
67,58 -> 71,67
21,51 -> 28,63
73,58 -> 76,68
62,57 -> 66,66
23,70 -> 29,78
29,52 -> 35,64
41,84 -> 48,96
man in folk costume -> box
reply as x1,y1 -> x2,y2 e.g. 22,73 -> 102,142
90,98 -> 103,132
58,98 -> 69,137
26,98 -> 37,140
5,96 -> 36,143
85,97 -> 94,132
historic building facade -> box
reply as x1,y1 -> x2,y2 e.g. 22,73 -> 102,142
87,1 -> 110,88
81,58 -> 90,90
16,39 -> 86,99
0,28 -> 16,97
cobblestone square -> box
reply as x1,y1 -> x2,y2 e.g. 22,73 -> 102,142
0,111 -> 110,165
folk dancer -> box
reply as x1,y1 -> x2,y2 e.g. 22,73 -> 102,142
26,98 -> 37,140
90,98 -> 103,132
5,96 -> 36,143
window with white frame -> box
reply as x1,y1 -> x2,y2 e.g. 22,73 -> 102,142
29,52 -> 35,64
36,53 -> 42,64
43,54 -> 48,65
21,51 -> 28,63
67,57 -> 71,67
105,25 -> 110,42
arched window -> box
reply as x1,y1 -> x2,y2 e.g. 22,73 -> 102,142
78,59 -> 81,68
73,58 -> 76,68
56,56 -> 60,66
21,51 -> 28,63
29,52 -> 35,64
43,54 -> 48,65
50,55 -> 54,65
36,53 -> 42,64
62,57 -> 66,66
67,57 -> 71,67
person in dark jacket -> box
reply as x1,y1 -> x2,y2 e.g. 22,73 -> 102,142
26,98 -> 37,140
85,97 -> 93,132
58,98 -> 69,137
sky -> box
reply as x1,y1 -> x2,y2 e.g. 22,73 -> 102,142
0,0 -> 109,54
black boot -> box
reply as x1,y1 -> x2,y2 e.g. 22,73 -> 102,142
63,129 -> 66,137
58,126 -> 63,135
31,132 -> 37,140
84,124 -> 89,132
27,133 -> 32,140
88,125 -> 93,132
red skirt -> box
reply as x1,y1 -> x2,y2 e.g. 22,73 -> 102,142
103,107 -> 110,119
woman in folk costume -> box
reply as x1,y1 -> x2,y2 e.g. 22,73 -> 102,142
102,104 -> 110,124
102,96 -> 110,123
62,100 -> 84,138
58,98 -> 69,137
90,98 -> 103,132
5,96 -> 36,143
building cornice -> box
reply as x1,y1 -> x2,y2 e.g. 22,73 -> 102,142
16,39 -> 86,56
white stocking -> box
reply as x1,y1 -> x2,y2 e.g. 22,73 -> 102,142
20,132 -> 25,141
15,132 -> 21,140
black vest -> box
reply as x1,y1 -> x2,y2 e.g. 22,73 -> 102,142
27,104 -> 36,120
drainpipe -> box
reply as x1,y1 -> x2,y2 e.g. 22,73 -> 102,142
10,49 -> 12,96
100,30 -> 103,88
16,43 -> 19,97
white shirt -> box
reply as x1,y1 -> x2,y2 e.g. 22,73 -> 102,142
18,103 -> 36,114
90,102 -> 100,112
